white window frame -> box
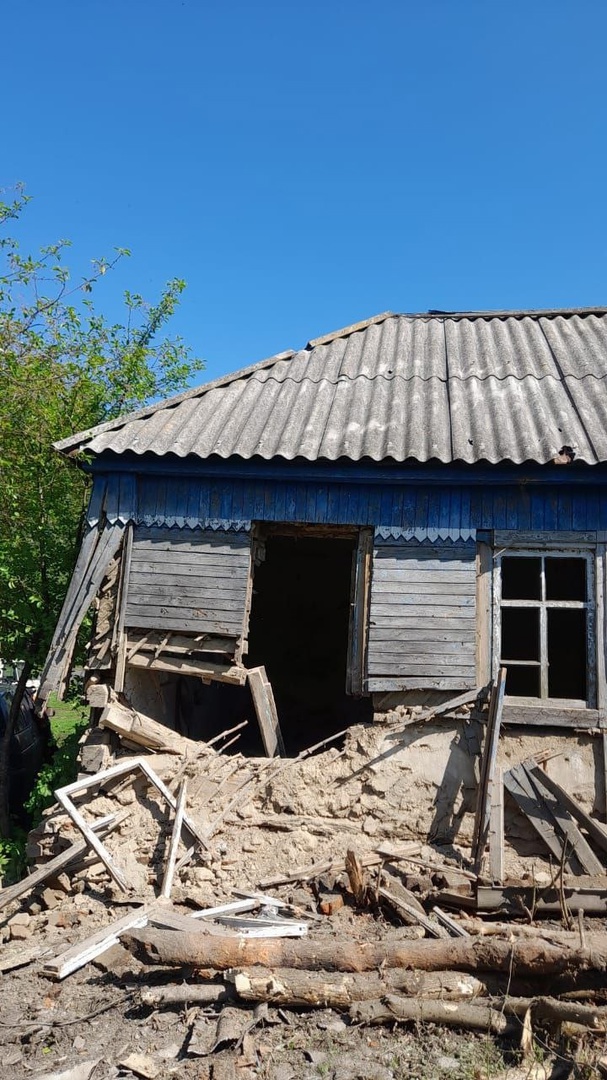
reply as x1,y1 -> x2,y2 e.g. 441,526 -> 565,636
493,548 -> 596,709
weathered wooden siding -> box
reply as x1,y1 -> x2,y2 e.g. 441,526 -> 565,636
90,466 -> 607,534
124,526 -> 251,637
367,539 -> 477,691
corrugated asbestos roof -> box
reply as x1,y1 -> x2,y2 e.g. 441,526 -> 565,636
57,308 -> 607,466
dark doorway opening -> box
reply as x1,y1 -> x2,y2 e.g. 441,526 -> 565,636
247,532 -> 372,754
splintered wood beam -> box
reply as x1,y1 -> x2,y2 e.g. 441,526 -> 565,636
99,699 -> 201,755
503,763 -> 567,866
248,666 -> 286,757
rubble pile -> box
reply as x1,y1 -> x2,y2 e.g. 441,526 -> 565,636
2,685 -> 607,1079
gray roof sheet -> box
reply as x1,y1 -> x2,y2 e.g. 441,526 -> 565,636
57,308 -> 607,466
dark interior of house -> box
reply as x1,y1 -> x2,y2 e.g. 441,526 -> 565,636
246,534 -> 372,753
170,533 -> 372,755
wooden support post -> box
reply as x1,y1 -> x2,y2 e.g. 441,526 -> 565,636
161,780 -> 187,899
248,666 -> 286,757
472,667 -> 506,873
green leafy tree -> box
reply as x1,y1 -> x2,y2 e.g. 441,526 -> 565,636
0,186 -> 204,836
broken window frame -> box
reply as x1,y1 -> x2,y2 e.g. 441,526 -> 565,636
493,547 -> 597,708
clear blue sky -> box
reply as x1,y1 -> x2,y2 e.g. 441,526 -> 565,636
4,0 -> 607,384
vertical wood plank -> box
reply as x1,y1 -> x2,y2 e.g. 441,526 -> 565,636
237,528 -> 260,663
161,780 -> 188,899
476,540 -> 493,687
347,527 -> 373,695
248,666 -> 286,757
596,544 -> 607,713
488,765 -> 504,884
114,524 -> 133,694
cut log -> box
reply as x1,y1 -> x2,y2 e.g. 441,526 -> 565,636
502,996 -> 607,1029
122,928 -> 607,976
350,995 -> 508,1033
140,983 -> 231,1007
232,968 -> 486,1008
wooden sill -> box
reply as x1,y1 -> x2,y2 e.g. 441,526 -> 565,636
502,703 -> 602,729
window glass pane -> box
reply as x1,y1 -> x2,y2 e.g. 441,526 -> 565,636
545,557 -> 587,601
548,609 -> 587,699
503,664 -> 540,697
501,557 -> 541,599
501,607 -> 539,661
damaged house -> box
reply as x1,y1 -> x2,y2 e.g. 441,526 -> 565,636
37,307 -> 607,877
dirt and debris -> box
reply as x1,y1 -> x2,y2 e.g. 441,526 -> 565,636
3,688 -> 607,1079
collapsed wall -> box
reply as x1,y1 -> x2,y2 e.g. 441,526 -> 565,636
43,686 -> 601,901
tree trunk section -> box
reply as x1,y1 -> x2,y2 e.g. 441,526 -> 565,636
351,996 -> 508,1033
232,968 -> 485,1008
123,928 -> 607,977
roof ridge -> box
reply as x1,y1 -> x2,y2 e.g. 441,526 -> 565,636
410,306 -> 607,320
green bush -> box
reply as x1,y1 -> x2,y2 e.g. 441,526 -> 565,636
0,829 -> 27,884
25,708 -> 88,824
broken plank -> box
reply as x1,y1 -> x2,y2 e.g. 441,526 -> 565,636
259,846 -> 423,890
377,886 -> 444,938
394,687 -> 483,736
43,908 -> 149,979
432,906 -> 471,938
248,666 -> 286,757
503,763 -> 567,866
127,651 -> 247,684
525,766 -> 604,877
526,763 -> 607,857
160,780 -> 187,899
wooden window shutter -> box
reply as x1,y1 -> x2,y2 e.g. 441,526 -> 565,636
366,537 -> 477,692
124,526 -> 252,641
